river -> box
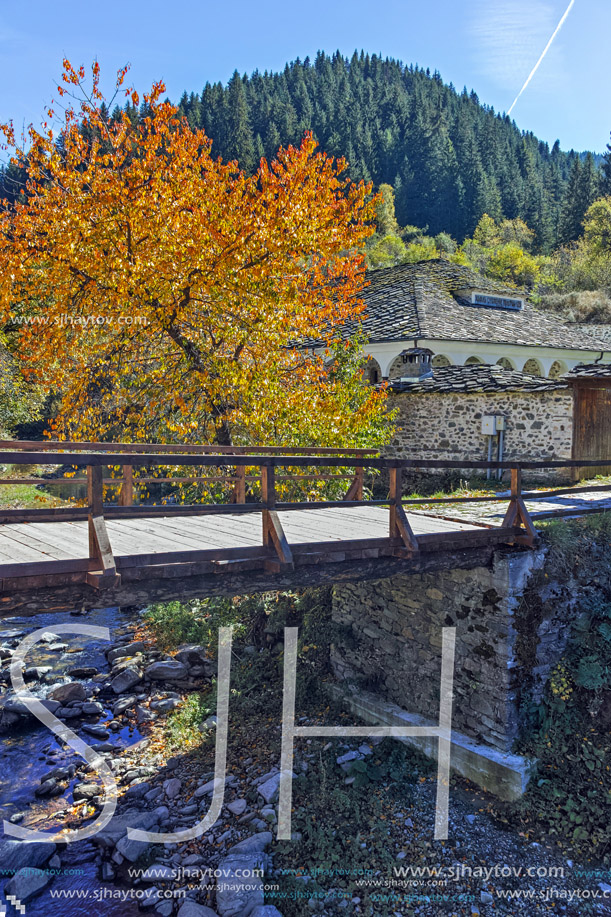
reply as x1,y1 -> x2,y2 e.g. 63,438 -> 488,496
0,605 -> 146,916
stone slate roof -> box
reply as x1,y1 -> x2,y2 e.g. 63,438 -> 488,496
569,324 -> 611,344
341,261 -> 609,352
565,363 -> 611,380
388,363 -> 567,395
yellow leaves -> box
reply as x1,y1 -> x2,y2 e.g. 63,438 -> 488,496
0,59 -> 388,449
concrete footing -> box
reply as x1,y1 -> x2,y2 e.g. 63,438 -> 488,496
329,685 -> 535,802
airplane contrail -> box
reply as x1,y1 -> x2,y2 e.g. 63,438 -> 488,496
507,0 -> 575,115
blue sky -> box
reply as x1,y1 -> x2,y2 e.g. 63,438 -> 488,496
0,0 -> 608,153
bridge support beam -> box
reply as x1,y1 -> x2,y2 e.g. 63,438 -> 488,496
502,468 -> 537,547
329,686 -> 535,802
261,464 -> 294,572
389,465 -> 419,556
87,466 -> 120,588
343,466 -> 364,502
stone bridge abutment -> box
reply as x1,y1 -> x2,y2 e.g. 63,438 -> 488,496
329,546 -> 571,800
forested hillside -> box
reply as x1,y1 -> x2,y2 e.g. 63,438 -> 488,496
1,51 -> 605,253
176,51 -> 602,251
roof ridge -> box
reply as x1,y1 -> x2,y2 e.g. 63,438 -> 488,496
414,275 -> 425,339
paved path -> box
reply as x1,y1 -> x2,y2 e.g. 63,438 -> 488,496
415,485 -> 611,527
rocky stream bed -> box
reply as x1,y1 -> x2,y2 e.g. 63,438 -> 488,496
0,605 -> 610,917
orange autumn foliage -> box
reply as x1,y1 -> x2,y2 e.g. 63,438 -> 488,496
0,60 -> 390,448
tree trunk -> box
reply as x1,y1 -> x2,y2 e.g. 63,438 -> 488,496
210,401 -> 233,446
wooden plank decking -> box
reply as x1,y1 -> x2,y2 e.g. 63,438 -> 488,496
0,506 -> 487,582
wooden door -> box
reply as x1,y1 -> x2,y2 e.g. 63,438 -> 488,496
572,382 -> 611,480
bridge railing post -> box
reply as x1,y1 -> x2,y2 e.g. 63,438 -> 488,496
389,463 -> 419,555
261,461 -> 294,571
119,464 -> 134,506
232,465 -> 246,504
87,462 -> 119,587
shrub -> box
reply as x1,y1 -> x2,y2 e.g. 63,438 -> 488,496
511,594 -> 611,860
144,596 -> 243,652
165,692 -> 212,751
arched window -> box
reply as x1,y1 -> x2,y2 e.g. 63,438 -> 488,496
496,357 -> 515,371
387,354 -> 406,380
548,360 -> 567,379
363,356 -> 382,385
432,354 -> 451,367
522,358 -> 543,376
465,356 -> 484,365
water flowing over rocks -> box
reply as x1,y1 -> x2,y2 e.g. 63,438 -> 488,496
0,610 -> 287,916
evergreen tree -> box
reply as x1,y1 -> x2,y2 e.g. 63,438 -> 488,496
225,71 -> 255,172
560,153 -> 600,244
559,157 -> 584,243
601,131 -> 611,196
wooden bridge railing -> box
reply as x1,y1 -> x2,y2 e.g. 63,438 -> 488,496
1,441 -> 611,588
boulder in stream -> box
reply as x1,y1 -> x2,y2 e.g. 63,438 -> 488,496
145,659 -> 188,682
48,682 -> 87,704
0,840 -> 56,871
6,867 -> 51,901
111,668 -> 143,694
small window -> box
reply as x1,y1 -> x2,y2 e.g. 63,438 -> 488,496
470,291 -> 524,311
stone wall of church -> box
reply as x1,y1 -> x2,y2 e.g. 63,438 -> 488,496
385,389 -> 574,481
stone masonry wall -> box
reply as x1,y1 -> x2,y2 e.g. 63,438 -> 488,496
384,389 -> 574,481
331,550 -> 544,753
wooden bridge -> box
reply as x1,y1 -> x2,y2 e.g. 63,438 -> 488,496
0,440 -> 609,614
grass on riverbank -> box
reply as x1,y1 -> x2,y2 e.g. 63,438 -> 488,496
0,463 -> 66,509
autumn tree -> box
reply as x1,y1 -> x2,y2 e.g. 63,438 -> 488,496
0,341 -> 43,437
583,197 -> 611,256
0,61 -> 390,449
